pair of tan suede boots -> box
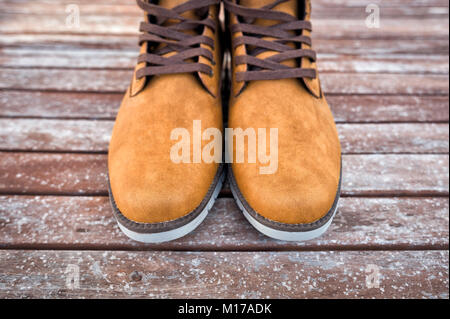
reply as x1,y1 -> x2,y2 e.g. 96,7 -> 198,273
108,0 -> 342,243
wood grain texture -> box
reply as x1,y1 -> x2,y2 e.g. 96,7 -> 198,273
0,14 -> 447,40
0,153 -> 448,196
313,0 -> 449,6
0,153 -> 108,196
0,250 -> 447,298
1,48 -> 448,75
1,0 -> 448,6
318,54 -> 449,74
0,120 -> 447,154
0,69 -> 448,95
0,119 -> 114,153
1,1 -> 447,18
322,73 -> 449,95
0,91 -> 121,120
1,36 -> 447,56
1,92 -> 448,123
0,196 -> 447,250
0,0 -> 448,300
341,154 -> 449,196
1,3 -> 141,16
0,47 -> 138,69
338,123 -> 449,154
328,95 -> 450,123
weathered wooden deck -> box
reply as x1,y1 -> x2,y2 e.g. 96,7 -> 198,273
0,0 -> 449,299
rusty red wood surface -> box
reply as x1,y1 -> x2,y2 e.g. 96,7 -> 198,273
0,0 -> 448,299
0,120 -> 448,153
0,196 -> 448,251
0,250 -> 447,298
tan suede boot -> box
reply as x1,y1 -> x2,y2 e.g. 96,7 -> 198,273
225,0 -> 342,241
108,0 -> 224,243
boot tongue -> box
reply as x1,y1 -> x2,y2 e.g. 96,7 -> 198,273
159,0 -> 187,6
240,0 -> 297,21
159,0 -> 197,20
157,0 -> 198,58
240,0 -> 299,68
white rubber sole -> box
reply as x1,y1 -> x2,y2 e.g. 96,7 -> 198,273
116,172 -> 225,244
231,185 -> 338,242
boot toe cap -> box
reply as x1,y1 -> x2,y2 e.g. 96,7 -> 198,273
232,165 -> 341,225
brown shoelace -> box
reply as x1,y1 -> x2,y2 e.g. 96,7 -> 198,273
224,0 -> 317,82
135,0 -> 220,79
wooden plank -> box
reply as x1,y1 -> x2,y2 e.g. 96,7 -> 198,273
322,73 -> 449,95
0,34 -> 140,50
0,153 -> 108,196
312,7 -> 449,19
0,69 -> 448,95
342,154 -> 449,196
1,36 -> 447,56
0,250 -> 447,298
1,3 -> 141,16
0,120 -> 447,154
0,47 -> 138,69
1,2 -> 447,19
328,95 -> 450,123
0,119 -> 113,153
1,92 -> 447,123
0,15 -> 447,40
0,153 -> 447,196
318,54 -> 449,75
0,0 -> 448,11
0,69 -> 132,93
313,0 -> 449,7
0,15 -> 145,35
1,48 -> 448,75
1,0 -> 448,6
321,39 -> 449,55
0,196 -> 447,250
338,123 -> 449,154
0,91 -> 121,120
